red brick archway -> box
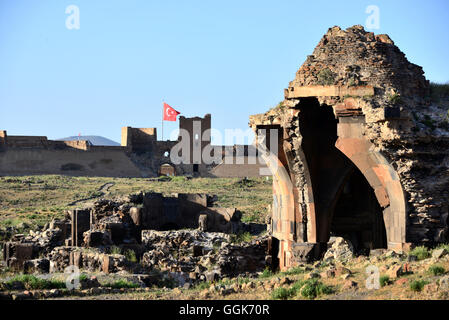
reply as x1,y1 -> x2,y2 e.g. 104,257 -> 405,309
256,101 -> 408,270
335,127 -> 407,250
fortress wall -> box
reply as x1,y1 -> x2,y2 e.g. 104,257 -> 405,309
6,136 -> 49,148
210,156 -> 266,178
121,127 -> 157,152
0,131 -> 6,148
0,148 -> 142,177
88,145 -> 128,152
61,140 -> 90,150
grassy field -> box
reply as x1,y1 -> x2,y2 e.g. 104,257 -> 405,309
0,175 -> 272,234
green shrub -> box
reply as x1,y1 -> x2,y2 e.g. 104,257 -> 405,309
230,232 -> 253,244
271,280 -> 305,300
379,275 -> 390,287
409,246 -> 430,261
170,176 -> 187,182
236,277 -> 250,285
109,246 -> 122,255
280,266 -> 306,276
300,279 -> 333,300
105,279 -> 139,289
79,274 -> 88,282
317,68 -> 335,85
259,267 -> 274,279
195,281 -> 211,290
124,249 -> 138,263
409,279 -> 427,292
234,177 -> 257,188
435,243 -> 449,252
274,279 -> 333,300
271,287 -> 291,300
428,265 -> 446,276
241,212 -> 259,223
388,93 -> 403,105
6,275 -> 65,290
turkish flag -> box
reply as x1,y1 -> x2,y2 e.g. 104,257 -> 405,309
163,103 -> 181,121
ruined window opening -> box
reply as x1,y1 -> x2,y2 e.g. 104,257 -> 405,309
163,151 -> 169,157
193,164 -> 199,172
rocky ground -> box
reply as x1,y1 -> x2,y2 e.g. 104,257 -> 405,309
1,175 -> 448,300
1,236 -> 448,300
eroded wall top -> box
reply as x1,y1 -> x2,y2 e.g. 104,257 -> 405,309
286,25 -> 429,99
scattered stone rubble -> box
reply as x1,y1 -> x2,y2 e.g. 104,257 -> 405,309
323,237 -> 355,262
1,191 -> 269,288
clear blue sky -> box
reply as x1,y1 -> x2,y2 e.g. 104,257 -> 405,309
1,0 -> 448,144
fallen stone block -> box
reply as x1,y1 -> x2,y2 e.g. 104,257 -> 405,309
432,248 -> 448,260
23,258 -> 50,274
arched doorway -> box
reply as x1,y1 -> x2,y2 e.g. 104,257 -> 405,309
254,97 -> 407,270
330,168 -> 387,254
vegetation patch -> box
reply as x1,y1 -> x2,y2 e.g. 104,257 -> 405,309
124,249 -> 138,263
280,266 -> 306,276
388,93 -> 403,105
109,246 -> 122,255
428,265 -> 446,276
194,281 -> 211,291
317,68 -> 335,85
271,287 -> 292,300
409,246 -> 430,261
104,279 -> 140,289
5,275 -> 65,290
271,279 -> 333,300
299,279 -> 333,299
259,267 -> 274,279
436,243 -> 449,252
230,232 -> 253,244
379,275 -> 391,287
409,279 -> 428,292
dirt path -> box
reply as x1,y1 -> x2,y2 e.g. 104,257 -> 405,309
67,182 -> 115,206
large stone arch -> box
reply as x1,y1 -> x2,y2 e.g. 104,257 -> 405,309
252,100 -> 408,271
335,118 -> 407,250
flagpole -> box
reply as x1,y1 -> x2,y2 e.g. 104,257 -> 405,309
162,100 -> 164,141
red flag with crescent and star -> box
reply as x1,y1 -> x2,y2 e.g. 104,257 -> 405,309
163,103 -> 181,121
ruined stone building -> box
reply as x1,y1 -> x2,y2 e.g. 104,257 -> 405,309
250,25 -> 449,270
0,114 -> 266,178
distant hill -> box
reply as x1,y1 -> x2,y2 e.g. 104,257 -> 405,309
57,136 -> 120,146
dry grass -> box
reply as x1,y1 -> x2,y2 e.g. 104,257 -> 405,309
0,175 -> 272,232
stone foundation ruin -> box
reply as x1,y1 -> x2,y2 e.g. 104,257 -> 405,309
2,191 -> 268,285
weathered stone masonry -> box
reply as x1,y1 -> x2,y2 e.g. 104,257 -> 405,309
250,25 -> 449,270
1,114 -> 267,178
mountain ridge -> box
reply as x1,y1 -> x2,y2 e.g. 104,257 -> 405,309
56,135 -> 120,146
